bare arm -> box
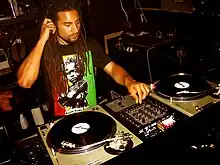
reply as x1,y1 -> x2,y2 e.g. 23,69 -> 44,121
17,40 -> 46,88
104,61 -> 134,86
104,61 -> 150,104
17,18 -> 56,88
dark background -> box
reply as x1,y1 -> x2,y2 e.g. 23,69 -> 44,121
1,0 -> 220,139
2,1 -> 220,164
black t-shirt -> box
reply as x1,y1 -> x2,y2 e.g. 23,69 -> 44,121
58,38 -> 111,70
40,37 -> 111,116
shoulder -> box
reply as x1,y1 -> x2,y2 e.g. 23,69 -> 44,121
87,37 -> 98,43
87,37 -> 102,49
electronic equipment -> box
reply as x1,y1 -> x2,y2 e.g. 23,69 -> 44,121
104,95 -> 185,141
104,71 -> 220,140
37,105 -> 142,165
10,134 -> 53,165
0,0 -> 12,19
105,72 -> 220,120
0,48 -> 11,76
150,72 -> 220,117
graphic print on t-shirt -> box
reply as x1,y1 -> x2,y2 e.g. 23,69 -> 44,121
58,54 -> 88,114
54,51 -> 97,116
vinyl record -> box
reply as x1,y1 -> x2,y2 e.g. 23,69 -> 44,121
153,73 -> 211,101
46,111 -> 116,154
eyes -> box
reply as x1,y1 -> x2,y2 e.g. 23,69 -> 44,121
64,23 -> 71,27
64,20 -> 80,28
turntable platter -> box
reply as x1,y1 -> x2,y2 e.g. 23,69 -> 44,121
153,73 -> 212,101
46,111 -> 116,154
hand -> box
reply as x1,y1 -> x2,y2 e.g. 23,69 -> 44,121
39,18 -> 56,43
0,91 -> 13,112
126,81 -> 150,104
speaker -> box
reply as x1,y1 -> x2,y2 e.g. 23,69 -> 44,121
0,0 -> 12,18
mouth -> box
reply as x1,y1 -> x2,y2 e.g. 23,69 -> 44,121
70,34 -> 79,39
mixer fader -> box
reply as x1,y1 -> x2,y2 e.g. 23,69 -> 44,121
104,95 -> 186,140
122,99 -> 167,126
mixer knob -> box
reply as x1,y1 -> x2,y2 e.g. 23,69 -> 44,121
131,112 -> 135,117
120,114 -> 124,118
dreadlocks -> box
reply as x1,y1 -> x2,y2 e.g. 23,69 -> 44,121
42,0 -> 89,95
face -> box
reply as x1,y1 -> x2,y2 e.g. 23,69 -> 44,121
56,10 -> 81,45
65,62 -> 79,83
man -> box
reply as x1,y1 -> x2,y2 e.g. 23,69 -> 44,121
17,0 -> 150,116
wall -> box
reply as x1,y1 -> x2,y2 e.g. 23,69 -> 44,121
161,0 -> 192,12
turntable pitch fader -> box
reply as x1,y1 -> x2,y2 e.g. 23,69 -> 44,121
37,105 -> 142,165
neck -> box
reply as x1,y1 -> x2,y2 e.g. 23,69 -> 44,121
56,35 -> 69,45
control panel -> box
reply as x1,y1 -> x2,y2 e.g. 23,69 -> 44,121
104,95 -> 185,140
8,134 -> 53,165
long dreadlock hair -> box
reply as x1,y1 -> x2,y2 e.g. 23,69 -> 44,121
42,0 -> 89,96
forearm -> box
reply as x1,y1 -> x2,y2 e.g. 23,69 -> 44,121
104,62 -> 135,87
17,39 -> 46,88
105,61 -> 150,103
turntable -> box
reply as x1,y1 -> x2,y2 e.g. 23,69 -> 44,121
150,72 -> 220,117
38,105 -> 142,165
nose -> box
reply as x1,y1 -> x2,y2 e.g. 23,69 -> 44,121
71,23 -> 79,33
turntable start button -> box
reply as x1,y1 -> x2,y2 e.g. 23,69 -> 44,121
92,107 -> 99,111
195,106 -> 200,111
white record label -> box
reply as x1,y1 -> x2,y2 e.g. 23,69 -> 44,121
71,123 -> 90,134
174,82 -> 190,89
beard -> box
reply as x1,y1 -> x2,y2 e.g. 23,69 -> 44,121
68,33 -> 80,43
57,32 -> 80,45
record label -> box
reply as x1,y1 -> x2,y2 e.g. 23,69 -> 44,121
71,123 -> 90,134
174,82 -> 189,89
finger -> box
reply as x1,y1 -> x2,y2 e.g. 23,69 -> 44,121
144,84 -> 150,95
130,91 -> 138,104
43,26 -> 55,35
140,84 -> 148,100
42,18 -> 48,25
45,24 -> 56,33
135,85 -> 143,104
46,22 -> 55,26
42,22 -> 55,31
46,19 -> 52,24
43,18 -> 52,24
44,23 -> 55,30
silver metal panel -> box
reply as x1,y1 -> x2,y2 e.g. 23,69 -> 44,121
38,105 -> 142,165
